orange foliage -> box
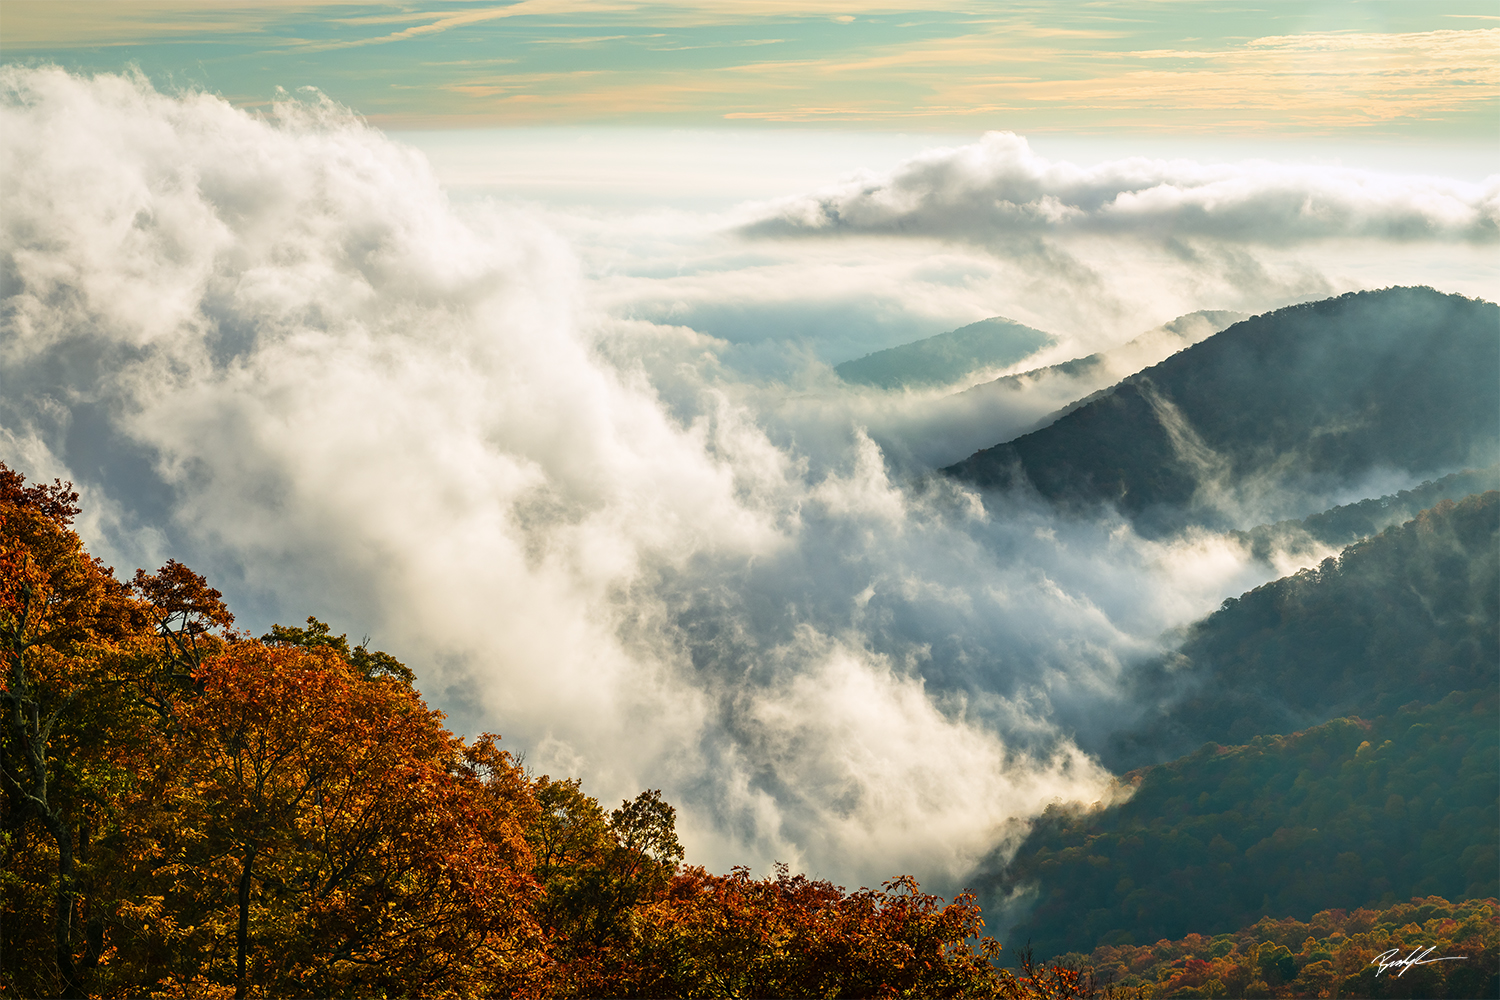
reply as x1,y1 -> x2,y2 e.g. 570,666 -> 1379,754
1075,896 -> 1499,998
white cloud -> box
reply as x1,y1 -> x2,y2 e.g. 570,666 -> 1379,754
743,130 -> 1500,246
0,68 -> 1374,892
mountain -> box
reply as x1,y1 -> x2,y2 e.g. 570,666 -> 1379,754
944,288 -> 1500,534
834,316 -> 1056,389
952,309 -> 1245,423
985,691 -> 1497,961
844,311 -> 1249,472
1234,465 -> 1500,566
974,494 -> 1500,962
1102,491 -> 1498,770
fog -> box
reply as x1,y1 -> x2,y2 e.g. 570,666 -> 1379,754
2,68 -> 1488,892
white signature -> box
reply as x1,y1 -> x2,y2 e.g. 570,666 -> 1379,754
1371,946 -> 1467,977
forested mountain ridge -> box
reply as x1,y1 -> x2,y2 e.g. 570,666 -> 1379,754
835,316 -> 1056,389
1101,491 -> 1498,769
944,288 -> 1500,534
988,690 -> 1498,964
976,492 -> 1500,975
1233,466 -> 1500,566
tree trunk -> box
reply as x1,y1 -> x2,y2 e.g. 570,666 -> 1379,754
236,845 -> 256,1000
40,808 -> 80,999
3,658 -> 82,999
79,810 -> 105,970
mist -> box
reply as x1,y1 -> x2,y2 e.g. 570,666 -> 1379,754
1,68 -> 1482,892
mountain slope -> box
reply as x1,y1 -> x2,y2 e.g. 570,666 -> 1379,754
1103,491 -> 1498,769
1234,465 -> 1500,566
944,288 -> 1500,533
972,493 -> 1500,962
986,691 -> 1498,962
955,309 -> 1245,418
1073,887 -> 1499,998
1080,899 -> 1500,1000
835,316 -> 1055,389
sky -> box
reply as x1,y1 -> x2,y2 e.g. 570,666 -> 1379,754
5,0 -> 1498,134
1,2 -> 1497,896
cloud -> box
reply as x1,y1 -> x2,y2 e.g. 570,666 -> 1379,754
743,131 -> 1500,247
0,68 -> 1353,892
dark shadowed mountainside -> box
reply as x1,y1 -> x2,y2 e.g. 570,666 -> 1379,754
834,316 -> 1055,389
986,690 -> 1498,961
972,493 -> 1500,963
944,288 -> 1500,534
1101,492 -> 1498,770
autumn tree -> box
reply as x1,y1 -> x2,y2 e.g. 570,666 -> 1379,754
262,615 -> 416,686
133,641 -> 547,997
0,466 -> 157,998
606,864 -> 1010,998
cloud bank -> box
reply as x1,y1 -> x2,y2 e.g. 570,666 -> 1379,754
743,131 -> 1500,246
0,69 -> 1376,891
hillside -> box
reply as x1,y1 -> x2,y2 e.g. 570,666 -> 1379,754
1234,466 -> 1500,566
955,309 -> 1245,422
1102,491 -> 1498,769
971,493 -> 1500,968
985,690 -> 1498,962
1073,896 -> 1499,999
835,316 -> 1055,389
943,288 -> 1500,533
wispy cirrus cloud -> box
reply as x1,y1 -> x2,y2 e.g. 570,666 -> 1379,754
5,2 -> 1495,134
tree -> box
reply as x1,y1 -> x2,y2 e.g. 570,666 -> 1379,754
610,864 -> 1010,998
261,616 -> 416,686
0,468 -> 153,998
147,641 -> 547,996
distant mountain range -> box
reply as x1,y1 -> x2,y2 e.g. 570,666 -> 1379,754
838,310 -> 1246,471
834,316 -> 1056,389
950,309 -> 1246,429
944,287 -> 1500,534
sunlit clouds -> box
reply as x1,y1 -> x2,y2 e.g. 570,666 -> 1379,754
745,131 -> 1500,245
0,67 -> 1376,891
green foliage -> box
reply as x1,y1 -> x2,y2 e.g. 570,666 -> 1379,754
261,615 -> 415,686
260,615 -> 349,654
1074,896 -> 1499,999
1108,492 -> 1498,767
991,692 -> 1499,959
836,316 -> 1056,389
526,780 -> 688,960
946,288 -> 1500,534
